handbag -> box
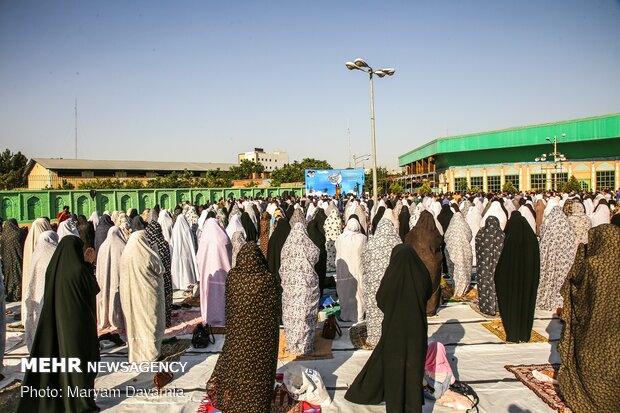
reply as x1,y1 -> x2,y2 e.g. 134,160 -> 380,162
449,381 -> 480,412
321,314 -> 341,340
192,323 -> 216,348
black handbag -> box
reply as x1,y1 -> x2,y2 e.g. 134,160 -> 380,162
191,323 -> 216,348
449,381 -> 480,412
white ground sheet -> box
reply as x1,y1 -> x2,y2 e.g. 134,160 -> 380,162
2,298 -> 561,412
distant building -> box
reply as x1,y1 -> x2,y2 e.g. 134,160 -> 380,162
238,148 -> 289,172
397,113 -> 620,193
25,158 -> 236,190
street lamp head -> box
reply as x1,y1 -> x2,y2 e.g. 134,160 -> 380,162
382,68 -> 395,76
354,58 -> 369,68
345,61 -> 359,70
374,70 -> 386,78
546,137 -> 551,142
562,133 -> 566,137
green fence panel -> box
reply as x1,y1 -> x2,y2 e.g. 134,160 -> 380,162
0,187 -> 302,224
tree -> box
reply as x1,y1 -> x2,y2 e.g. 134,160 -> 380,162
363,166 -> 389,194
389,182 -> 404,195
229,159 -> 265,180
270,158 -> 333,186
457,179 -> 468,193
502,181 -> 518,194
562,175 -> 582,193
0,149 -> 28,190
244,180 -> 259,187
122,179 -> 144,189
418,182 -> 433,196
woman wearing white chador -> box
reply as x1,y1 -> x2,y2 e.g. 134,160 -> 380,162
170,214 -> 199,290
96,226 -> 127,331
335,218 -> 367,322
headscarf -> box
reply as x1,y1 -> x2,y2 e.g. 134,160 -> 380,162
398,205 -> 411,242
518,203 -> 537,234
345,244 -> 431,412
231,231 -> 247,268
95,226 -> 127,331
289,208 -> 306,228
558,224 -> 620,413
145,220 -> 173,328
267,217 -> 291,285
443,212 -> 473,297
590,199 -> 611,228
170,214 -> 199,290
131,215 -> 146,232
57,219 -> 79,240
205,242 -> 280,413
94,214 -> 114,252
119,230 -> 165,363
481,200 -> 507,231
537,206 -> 576,311
404,210 -> 443,316
157,209 -> 174,247
18,236 -> 100,413
23,230 -> 58,351
88,212 -> 99,230
240,212 -> 258,242
196,218 -> 232,327
225,213 -> 245,240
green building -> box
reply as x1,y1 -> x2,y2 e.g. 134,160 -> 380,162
397,113 -> 620,193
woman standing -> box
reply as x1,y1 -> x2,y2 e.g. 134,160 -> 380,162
324,209 -> 342,272
345,244 -> 432,412
96,226 -> 127,331
363,218 -> 401,347
335,218 -> 367,322
405,210 -> 443,316
146,220 -> 174,328
170,214 -> 199,290
280,223 -> 320,354
494,211 -> 540,342
475,216 -> 504,316
537,207 -> 576,311
206,242 -> 280,413
119,231 -> 165,362
444,212 -> 473,297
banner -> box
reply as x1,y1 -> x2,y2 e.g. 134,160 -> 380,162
304,169 -> 365,196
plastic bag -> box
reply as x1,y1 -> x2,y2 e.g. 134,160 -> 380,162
281,364 -> 330,406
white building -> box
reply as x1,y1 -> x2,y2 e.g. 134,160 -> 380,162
238,148 -> 289,172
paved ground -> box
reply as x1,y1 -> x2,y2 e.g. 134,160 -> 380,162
1,297 -> 561,412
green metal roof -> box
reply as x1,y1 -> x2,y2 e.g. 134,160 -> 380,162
399,113 -> 620,167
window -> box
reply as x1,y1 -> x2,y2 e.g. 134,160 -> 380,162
504,174 -> 520,190
454,177 -> 467,192
596,171 -> 615,189
551,172 -> 568,190
530,173 -> 546,191
470,176 -> 483,189
487,175 -> 501,192
579,180 -> 590,191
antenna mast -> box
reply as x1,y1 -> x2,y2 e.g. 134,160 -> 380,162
74,98 -> 78,159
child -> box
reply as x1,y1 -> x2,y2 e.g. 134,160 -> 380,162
424,341 -> 474,411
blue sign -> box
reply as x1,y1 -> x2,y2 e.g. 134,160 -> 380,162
304,169 -> 365,196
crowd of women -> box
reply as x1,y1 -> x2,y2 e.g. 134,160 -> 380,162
0,187 -> 618,412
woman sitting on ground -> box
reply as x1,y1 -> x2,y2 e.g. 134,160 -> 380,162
424,341 -> 474,410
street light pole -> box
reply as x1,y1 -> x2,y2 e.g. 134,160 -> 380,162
369,71 -> 378,209
345,58 -> 395,212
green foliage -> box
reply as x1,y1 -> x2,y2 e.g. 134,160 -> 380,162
456,179 -> 468,193
469,186 -> 482,193
58,179 -> 75,190
363,167 -> 389,194
122,179 -> 144,189
418,182 -> 433,196
561,175 -> 582,193
502,181 -> 518,194
389,182 -> 404,195
270,158 -> 333,185
0,149 -> 28,189
77,178 -> 124,190
229,159 -> 265,180
244,180 -> 259,188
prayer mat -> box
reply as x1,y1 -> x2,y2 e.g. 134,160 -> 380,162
348,322 -> 375,350
481,319 -> 547,343
448,286 -> 478,302
181,296 -> 201,308
278,329 -> 333,361
196,393 -> 222,413
164,310 -> 202,337
505,364 -> 571,413
467,302 -> 501,319
160,338 -> 192,362
0,380 -> 21,411
6,322 -> 24,332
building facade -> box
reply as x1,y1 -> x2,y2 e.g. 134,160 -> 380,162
238,148 -> 289,171
25,158 -> 235,190
398,113 -> 620,193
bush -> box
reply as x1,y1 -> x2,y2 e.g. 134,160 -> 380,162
561,175 -> 582,193
389,182 -> 404,195
418,182 -> 433,196
502,181 -> 518,194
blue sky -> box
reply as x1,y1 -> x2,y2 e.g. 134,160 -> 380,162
1,1 -> 619,168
